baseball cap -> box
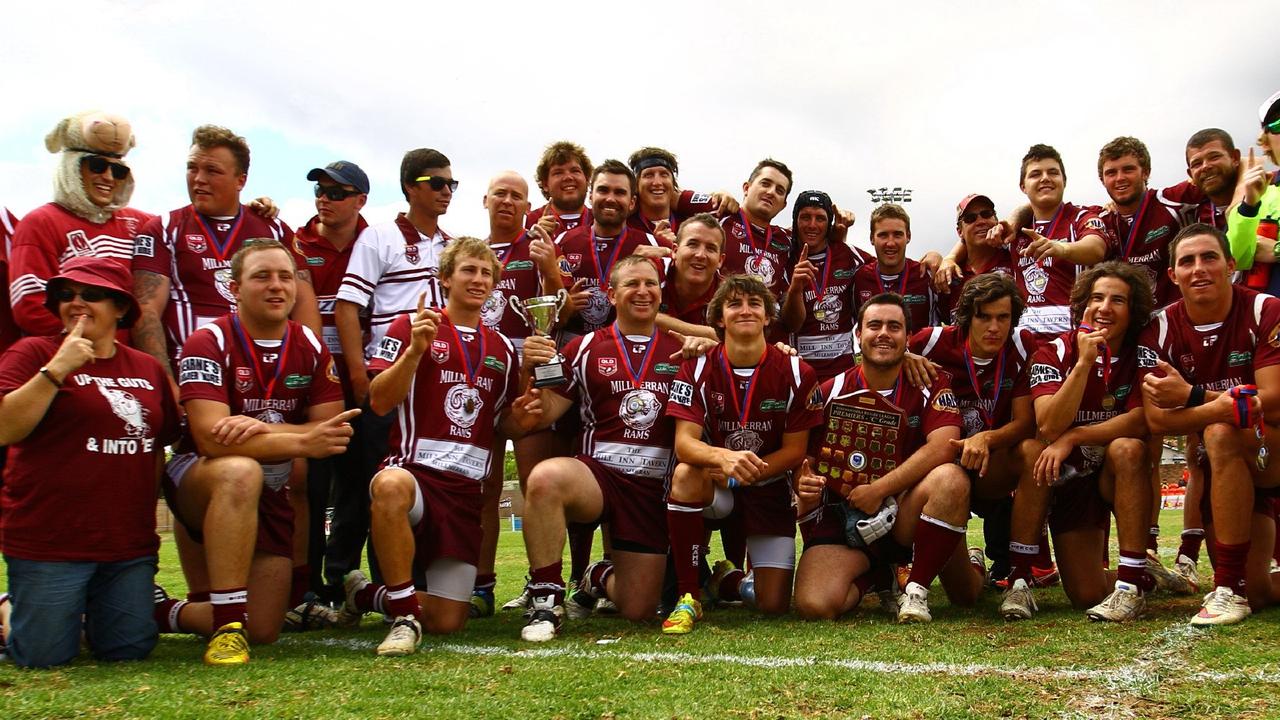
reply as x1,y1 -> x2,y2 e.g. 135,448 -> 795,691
1260,90 -> 1280,128
956,193 -> 995,220
44,256 -> 141,328
792,190 -> 834,226
307,161 -> 370,194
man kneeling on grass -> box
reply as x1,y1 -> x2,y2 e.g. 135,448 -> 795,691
339,238 -> 540,656
793,293 -> 979,623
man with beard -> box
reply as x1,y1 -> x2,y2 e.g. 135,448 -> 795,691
1161,128 -> 1243,232
782,190 -> 869,381
526,141 -> 593,239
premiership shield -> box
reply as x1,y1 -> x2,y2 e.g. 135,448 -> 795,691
814,390 -> 906,499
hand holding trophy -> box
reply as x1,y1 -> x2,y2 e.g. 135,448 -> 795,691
510,289 -> 570,387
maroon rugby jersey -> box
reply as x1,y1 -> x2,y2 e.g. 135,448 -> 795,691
0,337 -> 179,561
1029,332 -> 1140,476
0,207 -> 20,352
658,258 -> 719,327
627,189 -> 719,234
939,249 -> 1015,324
1094,190 -> 1183,308
667,344 -> 822,459
367,312 -> 520,482
9,203 -> 142,336
718,212 -> 794,299
911,325 -> 1036,438
555,324 -> 684,481
791,241 -> 866,380
1014,202 -> 1114,335
557,225 -> 664,337
527,205 -> 591,236
133,205 -> 293,363
1136,285 -> 1280,393
1158,181 -> 1228,231
813,365 -> 962,458
852,258 -> 938,333
482,233 -> 568,351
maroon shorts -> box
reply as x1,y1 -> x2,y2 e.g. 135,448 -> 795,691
162,456 -> 294,559
798,491 -> 847,551
577,455 -> 666,554
1047,472 -> 1110,536
735,475 -> 797,539
1194,451 -> 1280,526
401,465 -> 483,573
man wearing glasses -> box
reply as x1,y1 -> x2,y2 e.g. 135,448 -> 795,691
937,195 -> 1013,323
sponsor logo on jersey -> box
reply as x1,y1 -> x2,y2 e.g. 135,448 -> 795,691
619,389 -> 661,432
833,269 -> 855,279
1114,383 -> 1131,399
372,336 -> 402,363
305,256 -> 325,266
903,293 -> 927,305
67,229 -> 91,254
405,243 -> 420,265
759,398 -> 787,412
688,192 -> 712,204
1228,351 -> 1253,367
283,373 -> 312,389
186,234 -> 207,253
932,388 -> 960,413
654,363 -> 680,374
483,356 -> 506,373
1144,225 -> 1171,244
907,415 -> 921,427
1029,362 -> 1062,386
134,234 -> 155,257
598,357 -> 617,376
505,260 -> 534,271
670,379 -> 694,407
180,357 -> 223,385
235,367 -> 254,393
1136,346 -> 1158,369
431,339 -> 450,363
1084,218 -> 1105,231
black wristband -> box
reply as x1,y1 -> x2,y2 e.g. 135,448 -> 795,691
1187,385 -> 1206,408
38,366 -> 63,388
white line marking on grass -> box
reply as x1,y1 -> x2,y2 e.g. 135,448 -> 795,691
277,634 -> 1280,684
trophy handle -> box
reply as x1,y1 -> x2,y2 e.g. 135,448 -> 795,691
509,296 -> 527,326
553,288 -> 569,313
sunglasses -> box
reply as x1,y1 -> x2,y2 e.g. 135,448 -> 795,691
961,208 -> 997,224
55,286 -> 112,303
81,155 -> 131,180
1267,117 -> 1280,135
414,175 -> 459,192
314,183 -> 363,201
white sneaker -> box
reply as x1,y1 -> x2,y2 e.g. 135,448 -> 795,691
1189,586 -> 1251,627
1086,582 -> 1145,622
1174,554 -> 1200,594
502,582 -> 532,613
376,615 -> 422,656
284,596 -> 342,632
595,597 -> 618,614
520,596 -> 564,642
896,581 -> 931,623
1147,550 -> 1194,595
336,570 -> 370,626
968,546 -> 989,585
564,589 -> 597,621
1000,578 -> 1037,620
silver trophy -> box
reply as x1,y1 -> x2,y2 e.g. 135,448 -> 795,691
510,289 -> 570,388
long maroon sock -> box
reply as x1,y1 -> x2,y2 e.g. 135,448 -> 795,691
383,580 -> 420,621
530,561 -> 565,606
289,564 -> 310,607
1117,549 -> 1154,592
667,501 -> 705,598
583,560 -> 614,600
717,568 -> 746,601
1033,529 -> 1053,568
1178,529 -> 1205,561
210,587 -> 248,630
907,515 -> 964,588
1147,526 -> 1160,552
567,523 -> 595,583
1007,542 -> 1038,583
473,573 -> 496,593
1213,541 -> 1249,597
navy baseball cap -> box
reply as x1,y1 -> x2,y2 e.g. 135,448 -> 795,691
307,161 -> 370,194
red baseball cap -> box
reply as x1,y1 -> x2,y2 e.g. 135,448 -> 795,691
44,256 -> 141,328
956,193 -> 995,221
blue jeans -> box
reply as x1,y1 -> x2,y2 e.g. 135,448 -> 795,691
5,554 -> 158,668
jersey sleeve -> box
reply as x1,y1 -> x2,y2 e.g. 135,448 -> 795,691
1074,207 -> 1117,259
553,335 -> 586,401
8,212 -> 66,336
1028,341 -> 1068,400
665,355 -> 706,425
786,359 -> 825,433
0,337 -> 50,395
1132,319 -> 1170,389
177,328 -> 229,405
335,225 -> 385,308
921,374 -> 963,435
676,190 -> 717,217
366,313 -> 411,373
131,214 -> 172,277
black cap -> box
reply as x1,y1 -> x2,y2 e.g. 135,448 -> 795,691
307,161 -> 370,194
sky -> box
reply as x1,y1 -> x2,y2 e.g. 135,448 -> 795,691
2,1 -> 1276,256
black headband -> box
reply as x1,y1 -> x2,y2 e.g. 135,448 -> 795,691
631,156 -> 676,176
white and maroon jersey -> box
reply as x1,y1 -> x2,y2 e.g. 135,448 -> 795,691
556,325 -> 685,481
1158,181 -> 1228,231
556,224 -> 664,337
1013,202 -> 1114,337
133,205 -> 293,362
718,211 -> 794,299
939,249 -> 1015,324
0,337 -> 179,562
1093,190 -> 1184,308
9,203 -> 143,337
482,233 -> 568,353
335,214 -> 452,360
177,315 -> 343,488
852,258 -> 938,334
1136,285 -> 1280,393
527,205 -> 591,236
1029,332 -> 1141,475
368,313 -> 520,483
658,259 -> 719,328
911,325 -> 1036,438
0,207 -> 20,352
791,241 -> 867,380
813,365 -> 962,457
668,344 -> 823,465
627,190 -> 719,235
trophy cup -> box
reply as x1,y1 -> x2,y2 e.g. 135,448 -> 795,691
510,289 -> 570,388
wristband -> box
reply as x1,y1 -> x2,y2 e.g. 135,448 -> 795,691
38,366 -> 63,388
1186,385 -> 1206,408
1229,385 -> 1258,429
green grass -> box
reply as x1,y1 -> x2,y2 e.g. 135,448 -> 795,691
3,509 -> 1279,719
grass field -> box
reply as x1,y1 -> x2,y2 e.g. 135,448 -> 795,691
3,508 -> 1279,719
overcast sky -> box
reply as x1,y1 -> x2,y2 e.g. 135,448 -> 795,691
2,1 -> 1275,256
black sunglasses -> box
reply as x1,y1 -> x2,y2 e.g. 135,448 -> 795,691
81,155 -> 131,180
413,175 -> 459,192
55,286 -> 112,303
961,208 -> 996,224
314,183 -> 363,201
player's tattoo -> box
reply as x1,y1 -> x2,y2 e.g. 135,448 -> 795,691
295,268 -> 312,284
131,271 -> 173,376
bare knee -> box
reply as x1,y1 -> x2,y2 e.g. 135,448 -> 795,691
208,456 -> 263,506
795,594 -> 840,621
1106,438 -> 1147,469
1202,422 -> 1242,457
525,461 -> 564,505
370,471 -> 414,511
